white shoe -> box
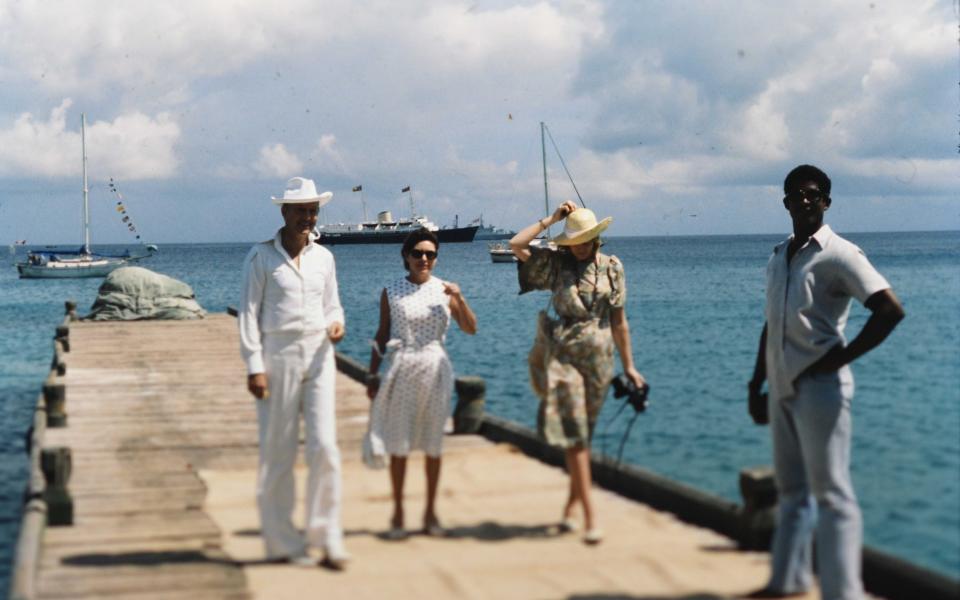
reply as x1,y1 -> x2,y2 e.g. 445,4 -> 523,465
558,518 -> 578,534
583,528 -> 604,545
289,554 -> 318,567
324,544 -> 351,570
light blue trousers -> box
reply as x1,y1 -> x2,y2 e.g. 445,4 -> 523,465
768,367 -> 863,600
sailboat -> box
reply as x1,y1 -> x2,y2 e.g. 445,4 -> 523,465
17,114 -> 155,279
489,121 -> 564,263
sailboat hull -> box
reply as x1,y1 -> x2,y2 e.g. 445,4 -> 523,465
17,257 -> 126,279
19,114 -> 155,280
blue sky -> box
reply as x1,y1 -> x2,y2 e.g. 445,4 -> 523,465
0,0 -> 956,245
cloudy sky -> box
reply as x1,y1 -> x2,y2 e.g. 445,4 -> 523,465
0,0 -> 956,244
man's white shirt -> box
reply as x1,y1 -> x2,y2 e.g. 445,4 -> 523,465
765,224 -> 889,399
239,230 -> 344,374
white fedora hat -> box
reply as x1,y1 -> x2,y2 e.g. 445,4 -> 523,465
552,208 -> 612,246
271,177 -> 333,206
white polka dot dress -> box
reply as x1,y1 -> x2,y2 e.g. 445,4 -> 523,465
370,276 -> 453,457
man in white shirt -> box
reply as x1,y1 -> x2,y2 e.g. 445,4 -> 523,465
746,165 -> 904,600
239,177 -> 348,569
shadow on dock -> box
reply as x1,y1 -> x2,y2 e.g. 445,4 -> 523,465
567,595 -> 729,600
61,550 -> 237,568
567,595 -> 730,600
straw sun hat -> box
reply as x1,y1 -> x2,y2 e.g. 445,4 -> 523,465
271,177 -> 333,206
551,208 -> 612,246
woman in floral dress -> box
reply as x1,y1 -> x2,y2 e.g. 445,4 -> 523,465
510,200 -> 646,545
366,229 -> 477,539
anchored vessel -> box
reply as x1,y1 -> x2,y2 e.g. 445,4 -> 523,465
488,241 -> 517,263
314,186 -> 477,245
473,215 -> 516,241
487,121 -> 562,262
316,211 -> 478,245
17,114 -> 155,279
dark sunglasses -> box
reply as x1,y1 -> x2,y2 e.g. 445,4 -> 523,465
409,249 -> 437,260
784,189 -> 826,204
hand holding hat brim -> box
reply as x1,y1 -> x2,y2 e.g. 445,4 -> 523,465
552,216 -> 612,246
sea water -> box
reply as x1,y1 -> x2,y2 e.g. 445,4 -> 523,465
0,232 -> 957,594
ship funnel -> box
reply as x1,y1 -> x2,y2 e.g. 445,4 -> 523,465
377,211 -> 393,223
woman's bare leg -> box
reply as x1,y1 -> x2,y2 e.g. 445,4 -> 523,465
424,456 -> 442,529
389,455 -> 407,528
563,449 -> 580,520
567,445 -> 596,531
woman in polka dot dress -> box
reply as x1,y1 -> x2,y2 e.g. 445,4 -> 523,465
366,228 -> 478,539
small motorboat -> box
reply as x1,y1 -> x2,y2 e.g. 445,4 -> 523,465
488,242 -> 517,263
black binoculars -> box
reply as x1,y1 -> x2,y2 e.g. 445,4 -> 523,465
610,374 -> 650,413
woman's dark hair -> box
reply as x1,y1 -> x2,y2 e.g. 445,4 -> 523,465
783,164 -> 831,196
558,238 -> 602,260
401,228 -> 439,270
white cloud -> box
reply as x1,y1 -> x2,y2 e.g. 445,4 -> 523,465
86,112 -> 181,179
420,1 -> 602,71
307,134 -> 349,176
571,0 -> 957,206
0,1 -> 601,106
0,100 -> 180,179
0,0 -> 316,97
728,87 -> 790,161
834,156 -> 959,192
254,143 -> 304,178
0,100 -> 76,177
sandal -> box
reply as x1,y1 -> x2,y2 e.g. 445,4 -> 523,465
583,528 -> 604,545
558,518 -> 578,533
423,517 -> 445,537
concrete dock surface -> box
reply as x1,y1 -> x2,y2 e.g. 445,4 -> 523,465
36,314 -> 851,599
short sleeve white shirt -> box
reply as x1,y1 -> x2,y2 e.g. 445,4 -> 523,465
765,224 -> 890,399
238,230 -> 345,374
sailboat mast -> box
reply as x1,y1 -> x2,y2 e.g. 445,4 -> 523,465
81,113 -> 90,254
540,121 -> 550,236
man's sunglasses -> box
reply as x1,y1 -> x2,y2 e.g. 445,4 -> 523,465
409,249 -> 438,260
784,189 -> 826,204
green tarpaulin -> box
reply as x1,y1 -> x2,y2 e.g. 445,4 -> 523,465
86,266 -> 206,321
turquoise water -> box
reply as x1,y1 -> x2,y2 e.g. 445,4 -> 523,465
1,232 -> 957,593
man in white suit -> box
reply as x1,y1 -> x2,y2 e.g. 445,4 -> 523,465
239,176 -> 348,569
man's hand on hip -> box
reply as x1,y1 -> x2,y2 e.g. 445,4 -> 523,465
803,343 -> 847,376
248,373 -> 269,399
327,322 -> 345,344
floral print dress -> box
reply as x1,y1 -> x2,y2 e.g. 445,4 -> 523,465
518,245 -> 626,448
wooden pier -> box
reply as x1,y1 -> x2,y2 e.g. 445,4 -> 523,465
12,311 -> 953,599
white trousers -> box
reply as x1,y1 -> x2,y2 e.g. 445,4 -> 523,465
257,331 -> 342,559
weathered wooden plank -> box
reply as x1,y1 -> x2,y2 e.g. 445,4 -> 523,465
43,511 -> 222,546
37,560 -> 247,599
35,315 -> 252,599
